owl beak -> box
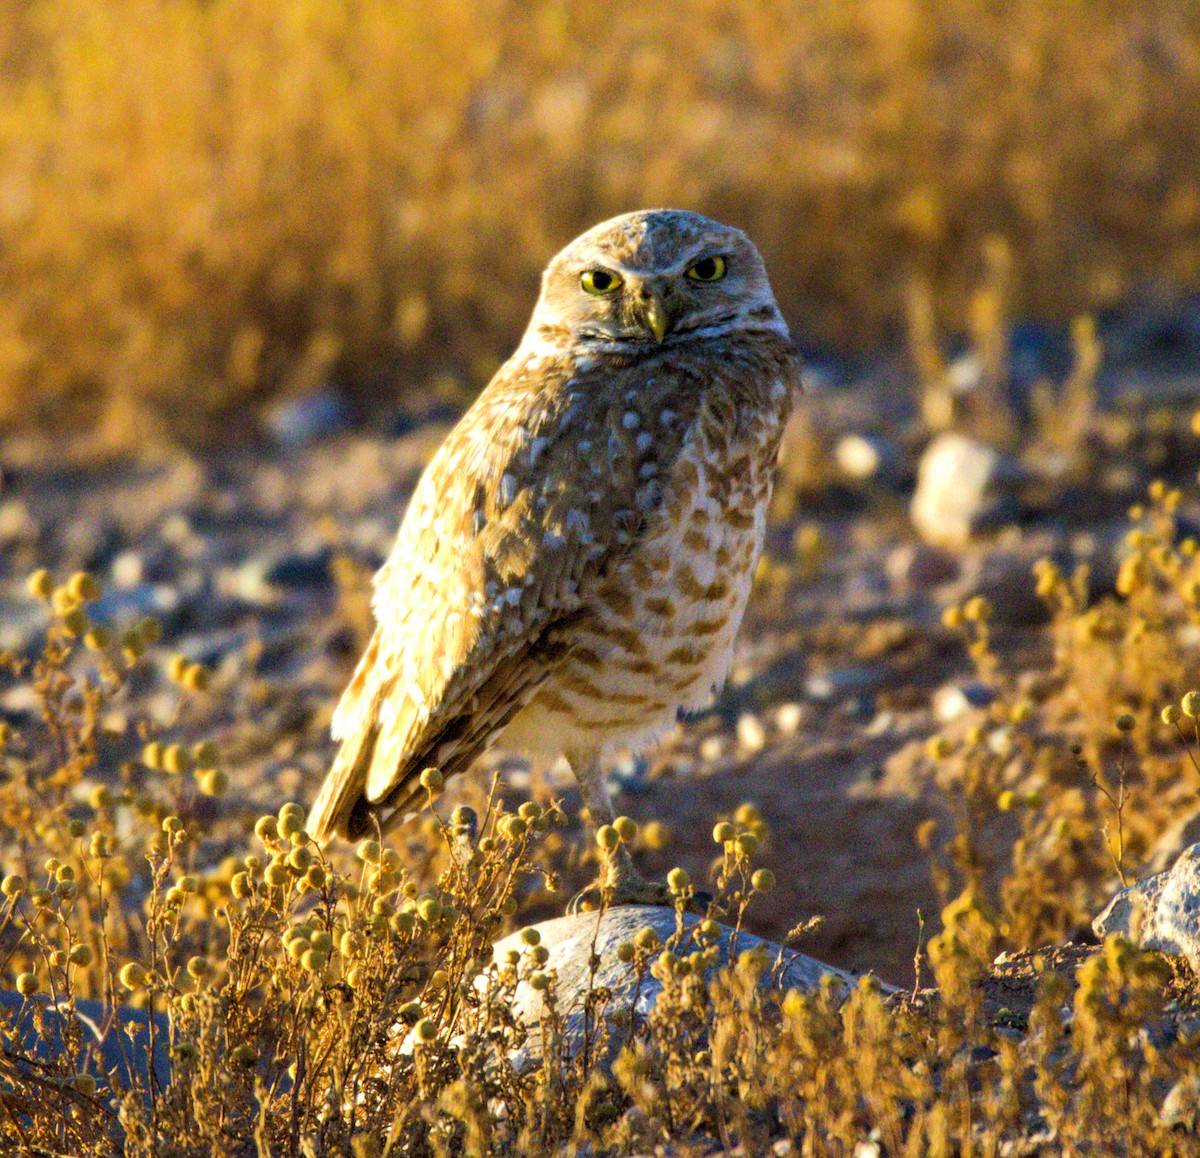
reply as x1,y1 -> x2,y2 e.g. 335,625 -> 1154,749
641,295 -> 670,343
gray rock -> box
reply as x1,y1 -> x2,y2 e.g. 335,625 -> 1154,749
1093,843 -> 1200,971
910,433 -> 1022,548
484,906 -> 874,1064
886,542 -> 959,590
263,390 -> 349,448
0,990 -> 171,1095
1161,1074 -> 1200,1133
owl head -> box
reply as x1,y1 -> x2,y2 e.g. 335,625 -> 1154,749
522,209 -> 788,353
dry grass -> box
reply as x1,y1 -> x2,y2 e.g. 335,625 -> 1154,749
1,0 -> 1198,440
2,526 -> 1200,1152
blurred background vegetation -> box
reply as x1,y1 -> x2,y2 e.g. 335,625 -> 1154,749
0,0 -> 1198,442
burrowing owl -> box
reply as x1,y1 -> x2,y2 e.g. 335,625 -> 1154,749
309,209 -> 800,906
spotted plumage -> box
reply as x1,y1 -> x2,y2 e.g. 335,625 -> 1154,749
309,209 -> 801,903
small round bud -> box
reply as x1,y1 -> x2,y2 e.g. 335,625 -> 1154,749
356,839 -> 381,864
73,1072 -> 96,1097
1183,691 -> 1200,718
413,1018 -> 437,1045
16,972 -> 39,997
192,740 -> 219,766
518,926 -> 541,947
734,832 -> 759,858
712,821 -> 735,844
530,943 -> 549,965
61,607 -> 88,637
667,867 -> 690,893
518,801 -> 542,822
418,767 -> 444,792
287,846 -> 312,873
529,971 -> 550,991
301,948 -> 328,973
68,571 -> 102,603
255,816 -> 279,844
162,744 -> 191,775
641,821 -> 670,850
1114,711 -> 1136,733
596,825 -> 619,852
231,1044 -> 257,1066
68,944 -> 93,967
119,962 -> 147,990
502,815 -> 527,840
616,941 -> 636,963
264,863 -> 290,888
2,873 -> 26,898
187,956 -> 211,979
634,926 -> 660,951
182,663 -> 211,692
1163,705 -> 1181,725
751,868 -> 776,893
417,898 -> 442,924
230,872 -> 252,899
27,569 -> 54,601
67,818 -> 86,838
84,626 -> 112,651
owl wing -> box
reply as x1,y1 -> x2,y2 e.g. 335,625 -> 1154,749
308,350 -> 698,842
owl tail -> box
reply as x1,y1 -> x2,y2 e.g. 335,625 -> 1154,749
308,716 -> 380,845
309,629 -> 387,845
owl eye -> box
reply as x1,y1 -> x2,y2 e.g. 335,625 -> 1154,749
686,255 -> 727,282
580,268 -> 623,295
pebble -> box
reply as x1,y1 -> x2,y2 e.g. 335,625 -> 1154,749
775,702 -> 805,736
263,390 -> 349,448
736,713 -> 766,753
932,680 -> 998,722
835,434 -> 902,486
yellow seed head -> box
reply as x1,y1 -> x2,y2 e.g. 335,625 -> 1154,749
414,1018 -> 437,1044
1163,705 -> 1181,726
69,944 -> 93,967
419,767 -> 444,792
27,569 -> 54,601
1184,691 -> 1200,718
641,820 -> 670,850
735,833 -> 760,858
518,926 -> 541,947
119,962 -> 147,990
1,873 -> 25,897
712,821 -> 735,844
751,868 -> 776,893
667,867 -> 690,892
613,815 -> 638,842
16,972 -> 39,997
68,571 -> 102,603
182,663 -> 211,692
596,824 -> 619,852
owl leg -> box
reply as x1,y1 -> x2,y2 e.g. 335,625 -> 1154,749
566,749 -> 671,912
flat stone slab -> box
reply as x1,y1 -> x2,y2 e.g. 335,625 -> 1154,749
486,905 -> 885,1063
1094,842 -> 1200,972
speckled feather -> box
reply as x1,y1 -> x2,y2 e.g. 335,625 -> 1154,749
309,210 -> 801,842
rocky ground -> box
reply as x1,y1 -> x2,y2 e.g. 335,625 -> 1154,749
2,308 -> 1200,991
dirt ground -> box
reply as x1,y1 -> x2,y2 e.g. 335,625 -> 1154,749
1,350 -> 1198,990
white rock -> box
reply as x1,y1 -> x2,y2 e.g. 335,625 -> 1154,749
910,433 -> 1020,548
1093,843 -> 1200,972
485,906 -> 876,1066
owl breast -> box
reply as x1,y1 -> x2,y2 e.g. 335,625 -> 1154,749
500,378 -> 788,761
